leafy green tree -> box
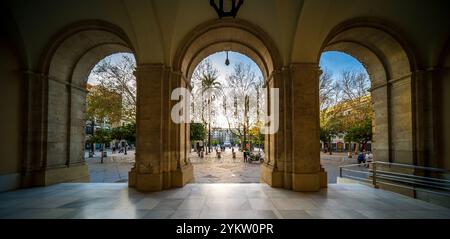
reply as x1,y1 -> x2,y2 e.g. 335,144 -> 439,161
192,59 -> 222,154
86,85 -> 122,126
344,118 -> 372,152
89,128 -> 111,163
90,54 -> 137,122
122,123 -> 136,145
249,122 -> 264,151
320,118 -> 344,155
111,123 -> 136,155
190,123 -> 206,141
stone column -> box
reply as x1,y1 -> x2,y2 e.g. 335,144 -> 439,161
129,65 -> 192,191
261,64 -> 327,191
412,69 -> 439,168
261,70 -> 278,186
290,63 -> 327,191
370,82 -> 390,163
22,71 -> 47,187
129,64 -> 165,191
388,75 -> 414,164
170,72 -> 193,187
260,68 -> 292,188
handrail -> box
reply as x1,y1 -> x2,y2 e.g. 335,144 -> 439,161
338,161 -> 450,197
374,161 -> 450,173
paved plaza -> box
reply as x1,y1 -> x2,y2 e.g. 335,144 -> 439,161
86,149 -> 360,184
190,148 -> 261,183
85,150 -> 135,183
0,183 -> 449,219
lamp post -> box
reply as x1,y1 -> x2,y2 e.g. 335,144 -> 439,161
89,120 -> 95,158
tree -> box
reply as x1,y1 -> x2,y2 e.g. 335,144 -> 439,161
86,85 -> 122,126
319,69 -> 335,111
191,59 -> 222,154
319,68 -> 373,155
339,70 -> 372,153
249,122 -> 264,151
89,53 -> 137,122
344,118 -> 373,152
122,123 -> 136,145
190,123 -> 206,142
320,117 -> 344,154
111,123 -> 136,155
89,128 -> 111,163
225,63 -> 262,150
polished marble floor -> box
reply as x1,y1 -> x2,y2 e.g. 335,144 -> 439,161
0,183 -> 449,219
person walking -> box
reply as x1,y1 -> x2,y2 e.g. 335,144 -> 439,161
357,151 -> 366,165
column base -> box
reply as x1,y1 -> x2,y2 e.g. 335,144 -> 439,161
129,164 -> 193,192
44,163 -> 90,185
261,163 -> 327,191
133,172 -> 163,192
172,163 -> 193,187
260,163 -> 283,187
292,170 -> 327,192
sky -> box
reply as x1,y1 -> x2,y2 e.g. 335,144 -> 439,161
202,51 -> 264,84
319,51 -> 369,81
87,51 -> 369,128
87,52 -> 136,85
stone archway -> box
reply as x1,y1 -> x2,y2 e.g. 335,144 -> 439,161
175,19 -> 282,187
129,19 -> 290,191
26,20 -> 136,186
319,18 -> 417,166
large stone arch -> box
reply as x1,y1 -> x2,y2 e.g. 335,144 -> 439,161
129,19 -> 286,191
174,18 -> 282,185
319,18 -> 417,166
26,20 -> 136,186
173,19 -> 282,81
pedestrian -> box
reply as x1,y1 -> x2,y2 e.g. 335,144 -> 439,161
357,150 -> 366,165
365,151 -> 373,168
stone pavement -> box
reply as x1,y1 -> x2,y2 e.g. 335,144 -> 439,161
1,183 -> 449,219
84,149 -> 361,184
320,152 -> 366,183
190,148 -> 262,183
85,150 -> 135,183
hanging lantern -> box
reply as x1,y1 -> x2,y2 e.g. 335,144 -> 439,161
210,0 -> 244,19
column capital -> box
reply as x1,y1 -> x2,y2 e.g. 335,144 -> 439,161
289,62 -> 320,71
134,63 -> 168,73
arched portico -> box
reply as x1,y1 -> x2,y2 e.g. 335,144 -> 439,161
319,18 -> 417,167
23,20 -> 136,186
129,18 -> 328,192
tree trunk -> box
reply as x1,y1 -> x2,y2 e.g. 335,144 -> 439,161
361,141 -> 367,151
328,136 -> 332,155
208,123 -> 211,153
354,143 -> 359,154
100,143 -> 104,164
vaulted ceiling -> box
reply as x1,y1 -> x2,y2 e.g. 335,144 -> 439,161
5,0 -> 450,70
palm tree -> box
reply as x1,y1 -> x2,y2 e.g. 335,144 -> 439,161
198,65 -> 222,154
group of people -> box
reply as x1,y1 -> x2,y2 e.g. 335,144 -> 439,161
357,150 -> 373,166
111,142 -> 129,154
